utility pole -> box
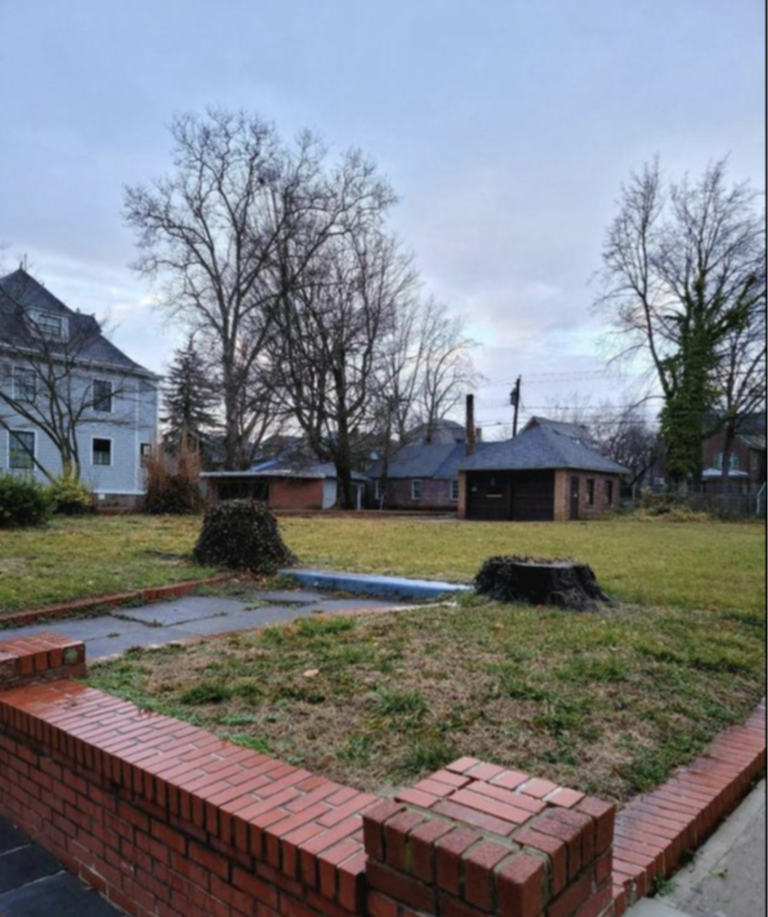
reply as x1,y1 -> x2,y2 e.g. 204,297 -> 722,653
511,376 -> 522,437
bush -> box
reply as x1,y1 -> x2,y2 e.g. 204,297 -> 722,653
0,474 -> 52,528
49,476 -> 95,515
638,491 -> 714,523
193,500 -> 296,573
143,439 -> 202,514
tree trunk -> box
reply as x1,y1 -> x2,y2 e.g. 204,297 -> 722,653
475,556 -> 610,612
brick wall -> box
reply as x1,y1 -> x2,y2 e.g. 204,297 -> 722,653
377,479 -> 458,512
270,478 -> 325,511
0,635 -> 621,917
553,472 -> 620,522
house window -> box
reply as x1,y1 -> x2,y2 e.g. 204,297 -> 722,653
605,479 -> 614,505
374,480 -> 384,502
13,366 -> 36,402
92,438 -> 112,467
586,478 -> 596,506
450,479 -> 460,501
35,312 -> 64,339
9,431 -> 35,470
140,443 -> 152,467
411,479 -> 423,501
93,380 -> 113,413
714,452 -> 740,471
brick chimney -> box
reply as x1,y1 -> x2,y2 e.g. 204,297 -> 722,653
466,394 -> 476,456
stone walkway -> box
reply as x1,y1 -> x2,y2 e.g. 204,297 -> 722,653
0,816 -> 122,915
1,589 -> 411,660
629,780 -> 766,916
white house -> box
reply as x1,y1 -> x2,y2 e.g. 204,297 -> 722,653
0,268 -> 159,507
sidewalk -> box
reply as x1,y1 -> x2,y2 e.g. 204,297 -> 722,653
630,780 -> 766,916
0,589 -> 411,660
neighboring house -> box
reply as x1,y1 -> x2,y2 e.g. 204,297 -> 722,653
407,418 -> 472,446
367,440 -> 493,511
202,455 -> 368,511
701,413 -> 767,489
458,417 -> 629,521
0,269 -> 159,507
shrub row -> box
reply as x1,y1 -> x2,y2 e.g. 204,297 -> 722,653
0,474 -> 94,528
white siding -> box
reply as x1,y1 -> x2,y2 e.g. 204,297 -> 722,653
0,364 -> 158,496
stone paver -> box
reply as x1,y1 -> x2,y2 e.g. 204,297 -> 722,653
0,592 -> 411,660
0,817 -> 122,915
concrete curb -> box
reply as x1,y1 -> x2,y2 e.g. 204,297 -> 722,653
281,567 -> 472,601
0,575 -> 232,629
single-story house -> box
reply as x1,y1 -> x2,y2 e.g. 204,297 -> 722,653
458,418 -> 629,521
202,457 -> 368,511
367,440 -> 493,510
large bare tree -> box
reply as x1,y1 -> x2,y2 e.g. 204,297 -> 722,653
597,158 -> 766,487
125,109 -> 392,469
271,229 -> 414,507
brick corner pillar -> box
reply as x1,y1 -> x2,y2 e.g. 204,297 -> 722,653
0,633 -> 86,691
363,758 -> 616,917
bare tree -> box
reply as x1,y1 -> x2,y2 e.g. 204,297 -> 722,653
596,158 -> 766,487
125,109 -> 392,470
272,229 -> 414,508
0,270 -> 132,481
417,300 -> 480,442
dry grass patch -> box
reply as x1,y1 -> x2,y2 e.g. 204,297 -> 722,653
88,594 -> 766,802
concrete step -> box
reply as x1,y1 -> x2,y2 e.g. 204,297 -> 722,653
281,568 -> 472,601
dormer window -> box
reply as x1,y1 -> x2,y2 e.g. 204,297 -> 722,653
30,310 -> 67,341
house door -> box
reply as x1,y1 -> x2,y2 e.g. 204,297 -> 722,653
569,476 -> 580,520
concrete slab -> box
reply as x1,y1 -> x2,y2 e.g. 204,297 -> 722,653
114,596 -> 250,626
0,871 -> 124,916
0,845 -> 61,894
282,568 -> 470,600
309,598 -> 411,614
0,821 -> 27,855
663,780 -> 766,917
629,901 -> 687,916
254,590 -> 328,605
167,605 -> 308,638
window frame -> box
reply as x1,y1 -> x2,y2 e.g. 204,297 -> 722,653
92,436 -> 113,468
411,479 -> 423,501
450,478 -> 460,502
92,379 -> 114,414
140,442 -> 152,467
586,478 -> 596,506
12,365 -> 37,402
8,430 -> 36,471
374,479 -> 384,502
605,478 -> 614,505
32,311 -> 65,340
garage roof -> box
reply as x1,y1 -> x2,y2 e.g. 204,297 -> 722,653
460,419 -> 630,475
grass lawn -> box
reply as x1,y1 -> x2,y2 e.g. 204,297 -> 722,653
0,515 -> 218,615
88,593 -> 766,803
0,514 -> 764,616
281,517 -> 766,614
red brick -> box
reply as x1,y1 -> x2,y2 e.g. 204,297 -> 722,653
363,800 -> 405,861
384,811 -> 426,872
496,852 -> 545,917
367,860 -> 437,914
409,819 -> 456,883
513,826 -> 567,894
368,891 -> 398,917
548,869 -> 593,917
463,841 -> 510,911
435,828 -> 482,895
576,798 -> 616,853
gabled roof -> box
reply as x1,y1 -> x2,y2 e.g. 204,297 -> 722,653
460,420 -> 630,475
368,441 -> 495,480
202,457 -> 368,482
0,269 -> 157,377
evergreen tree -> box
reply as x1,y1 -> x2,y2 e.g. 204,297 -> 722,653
162,336 -> 219,453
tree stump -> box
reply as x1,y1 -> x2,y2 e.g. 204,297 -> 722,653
474,555 -> 610,611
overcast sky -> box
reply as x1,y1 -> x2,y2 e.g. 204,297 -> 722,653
0,0 -> 764,433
